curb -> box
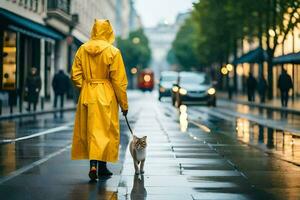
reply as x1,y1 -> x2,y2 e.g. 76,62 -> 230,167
219,97 -> 300,115
0,107 -> 76,120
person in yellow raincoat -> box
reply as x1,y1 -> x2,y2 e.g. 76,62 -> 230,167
71,19 -> 128,180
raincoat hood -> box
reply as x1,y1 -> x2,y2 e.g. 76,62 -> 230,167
83,19 -> 115,56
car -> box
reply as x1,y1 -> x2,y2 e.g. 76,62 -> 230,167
138,69 -> 154,92
172,72 -> 216,107
158,71 -> 178,101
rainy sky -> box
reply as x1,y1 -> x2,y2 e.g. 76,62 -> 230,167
135,0 -> 197,27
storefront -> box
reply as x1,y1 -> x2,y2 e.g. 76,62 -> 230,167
273,52 -> 300,98
0,8 -> 63,109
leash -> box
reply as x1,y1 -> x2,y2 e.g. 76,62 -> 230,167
124,115 -> 133,135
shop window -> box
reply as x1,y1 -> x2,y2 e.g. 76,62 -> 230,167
2,31 -> 17,90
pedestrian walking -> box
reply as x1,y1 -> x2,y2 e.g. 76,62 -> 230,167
71,19 -> 128,181
52,69 -> 70,109
247,72 -> 257,102
278,69 -> 293,107
257,75 -> 268,103
25,67 -> 41,112
228,75 -> 234,100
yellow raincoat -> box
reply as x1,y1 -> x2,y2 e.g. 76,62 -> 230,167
71,19 -> 128,162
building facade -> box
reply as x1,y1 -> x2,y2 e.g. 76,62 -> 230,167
145,13 -> 189,80
0,0 -> 133,113
233,25 -> 300,98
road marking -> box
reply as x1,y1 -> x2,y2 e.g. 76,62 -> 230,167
0,122 -> 73,143
0,144 -> 71,184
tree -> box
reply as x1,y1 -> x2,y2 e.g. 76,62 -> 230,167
117,29 -> 151,88
190,0 -> 300,98
117,29 -> 151,70
170,17 -> 201,71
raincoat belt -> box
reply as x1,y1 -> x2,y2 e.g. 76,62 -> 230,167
86,78 -> 110,84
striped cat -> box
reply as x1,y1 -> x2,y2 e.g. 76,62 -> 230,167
129,135 -> 147,175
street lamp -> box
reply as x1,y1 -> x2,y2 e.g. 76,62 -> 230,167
226,64 -> 233,72
221,67 -> 228,75
132,37 -> 140,44
268,29 -> 276,37
131,67 -> 138,74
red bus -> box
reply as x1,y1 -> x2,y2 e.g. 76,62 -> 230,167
138,69 -> 154,91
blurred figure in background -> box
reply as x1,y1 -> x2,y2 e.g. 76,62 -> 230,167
278,69 -> 293,107
247,72 -> 257,102
257,75 -> 268,103
228,74 -> 234,100
52,69 -> 70,109
25,67 -> 41,112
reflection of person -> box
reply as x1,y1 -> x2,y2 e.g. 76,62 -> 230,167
247,72 -> 257,102
257,75 -> 268,103
52,69 -> 70,109
25,67 -> 41,111
278,69 -> 293,107
71,19 -> 128,181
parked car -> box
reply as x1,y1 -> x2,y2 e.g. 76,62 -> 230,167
172,72 -> 216,107
158,71 -> 178,101
138,69 -> 154,92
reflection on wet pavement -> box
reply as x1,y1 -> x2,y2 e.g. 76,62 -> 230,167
1,92 -> 300,199
181,103 -> 300,199
179,105 -> 188,132
130,175 -> 147,200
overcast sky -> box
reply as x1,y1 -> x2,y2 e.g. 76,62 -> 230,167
135,0 -> 197,28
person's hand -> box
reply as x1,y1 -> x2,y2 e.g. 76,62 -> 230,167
122,110 -> 128,116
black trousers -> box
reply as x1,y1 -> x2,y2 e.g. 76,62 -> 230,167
281,90 -> 289,107
259,94 -> 266,103
54,94 -> 64,108
27,102 -> 37,111
247,90 -> 255,102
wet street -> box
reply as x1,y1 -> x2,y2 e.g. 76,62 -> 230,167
0,91 -> 300,200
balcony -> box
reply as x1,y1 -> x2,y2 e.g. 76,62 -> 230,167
45,0 -> 78,34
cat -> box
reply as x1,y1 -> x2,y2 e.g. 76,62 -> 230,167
129,135 -> 147,175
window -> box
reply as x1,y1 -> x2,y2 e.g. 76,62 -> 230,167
2,31 -> 17,90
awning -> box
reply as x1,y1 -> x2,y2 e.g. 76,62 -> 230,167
233,47 -> 268,64
273,52 -> 300,64
0,8 -> 63,40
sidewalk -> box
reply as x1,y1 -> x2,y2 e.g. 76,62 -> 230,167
117,93 -> 270,199
0,99 -> 76,120
0,91 -> 295,199
218,92 -> 300,114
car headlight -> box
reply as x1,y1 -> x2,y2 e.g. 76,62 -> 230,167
207,88 -> 216,95
172,86 -> 179,92
179,88 -> 187,95
159,86 -> 165,92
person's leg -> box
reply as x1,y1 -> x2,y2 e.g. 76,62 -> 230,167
261,94 -> 265,103
280,91 -> 284,107
54,94 -> 58,108
60,94 -> 64,109
33,102 -> 37,111
27,102 -> 31,111
285,91 -> 289,107
98,161 -> 113,176
89,160 -> 98,181
248,91 -> 251,101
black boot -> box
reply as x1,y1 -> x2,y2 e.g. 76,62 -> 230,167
98,161 -> 113,176
89,160 -> 98,181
